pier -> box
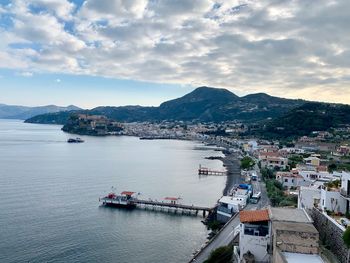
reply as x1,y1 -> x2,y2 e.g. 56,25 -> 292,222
100,193 -> 213,217
134,198 -> 213,217
198,165 -> 226,176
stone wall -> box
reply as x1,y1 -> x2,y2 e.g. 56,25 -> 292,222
309,208 -> 348,263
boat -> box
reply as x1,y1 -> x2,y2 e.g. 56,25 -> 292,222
67,137 -> 84,143
100,190 -> 137,208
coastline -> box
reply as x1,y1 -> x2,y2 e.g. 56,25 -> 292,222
222,152 -> 242,195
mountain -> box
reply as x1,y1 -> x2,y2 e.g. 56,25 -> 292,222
25,87 -> 306,124
258,102 -> 350,138
0,104 -> 81,120
157,86 -> 239,121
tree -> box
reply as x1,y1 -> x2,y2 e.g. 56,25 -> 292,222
240,156 -> 255,170
343,227 -> 350,263
204,245 -> 233,263
328,163 -> 337,172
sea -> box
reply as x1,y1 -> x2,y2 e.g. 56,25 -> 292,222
0,119 -> 226,263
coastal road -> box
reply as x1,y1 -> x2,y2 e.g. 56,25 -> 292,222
190,204 -> 256,263
252,163 -> 270,209
190,165 -> 269,263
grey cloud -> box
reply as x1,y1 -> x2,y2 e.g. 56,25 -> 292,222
0,0 -> 350,103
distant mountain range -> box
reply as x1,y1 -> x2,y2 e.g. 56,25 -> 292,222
25,86 -> 306,124
0,104 -> 81,120
23,86 -> 350,138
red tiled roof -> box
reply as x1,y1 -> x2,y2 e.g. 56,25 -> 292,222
240,209 -> 270,223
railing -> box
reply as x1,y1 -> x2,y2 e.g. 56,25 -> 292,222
244,226 -> 269,237
340,188 -> 350,198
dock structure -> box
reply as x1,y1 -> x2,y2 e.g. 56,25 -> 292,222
198,165 -> 226,176
100,192 -> 214,217
134,198 -> 212,217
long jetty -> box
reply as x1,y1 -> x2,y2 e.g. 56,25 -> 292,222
198,165 -> 226,176
134,199 -> 213,217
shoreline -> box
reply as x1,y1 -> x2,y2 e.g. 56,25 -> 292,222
221,152 -> 243,195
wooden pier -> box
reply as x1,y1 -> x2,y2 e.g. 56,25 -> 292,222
198,165 -> 226,176
134,198 -> 213,217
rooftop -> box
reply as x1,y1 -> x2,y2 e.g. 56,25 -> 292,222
219,196 -> 246,205
273,221 -> 318,234
269,207 -> 312,223
240,209 -> 269,223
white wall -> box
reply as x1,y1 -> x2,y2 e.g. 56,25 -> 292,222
320,188 -> 346,213
341,172 -> 350,193
298,187 -> 321,209
239,223 -> 270,262
279,176 -> 311,189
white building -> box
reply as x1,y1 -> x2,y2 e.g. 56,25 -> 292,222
234,207 -> 324,263
298,185 -> 321,210
217,196 -> 247,223
320,186 -> 346,214
235,209 -> 271,262
276,171 -> 311,189
340,171 -> 350,214
262,156 -> 289,170
304,156 -> 321,167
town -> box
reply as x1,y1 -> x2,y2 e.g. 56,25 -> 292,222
74,113 -> 350,262
190,125 -> 350,263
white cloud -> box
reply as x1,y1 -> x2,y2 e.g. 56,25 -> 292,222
0,0 -> 350,103
19,71 -> 33,77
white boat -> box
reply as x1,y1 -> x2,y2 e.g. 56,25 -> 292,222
100,190 -> 137,208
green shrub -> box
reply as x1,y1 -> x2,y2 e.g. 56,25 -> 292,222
240,156 -> 255,170
204,244 -> 233,263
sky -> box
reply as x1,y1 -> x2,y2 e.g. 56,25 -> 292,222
0,0 -> 349,109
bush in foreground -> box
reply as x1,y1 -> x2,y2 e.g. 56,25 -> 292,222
203,244 -> 233,263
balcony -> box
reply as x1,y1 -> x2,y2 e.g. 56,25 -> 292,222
244,225 -> 269,237
340,188 -> 350,199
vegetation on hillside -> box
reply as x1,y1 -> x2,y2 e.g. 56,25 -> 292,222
25,87 -> 304,124
261,168 -> 297,207
25,110 -> 82,124
258,102 -> 350,139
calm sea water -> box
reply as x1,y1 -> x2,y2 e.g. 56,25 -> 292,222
0,119 -> 226,263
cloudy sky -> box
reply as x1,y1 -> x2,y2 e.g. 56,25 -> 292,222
0,0 -> 349,108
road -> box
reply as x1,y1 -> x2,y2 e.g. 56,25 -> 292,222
252,163 -> 270,209
190,164 -> 270,263
190,204 -> 255,263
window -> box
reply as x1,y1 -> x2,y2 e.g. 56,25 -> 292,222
284,179 -> 288,182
